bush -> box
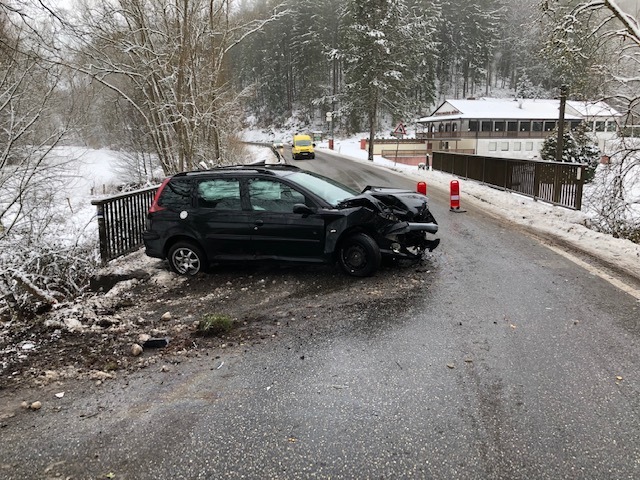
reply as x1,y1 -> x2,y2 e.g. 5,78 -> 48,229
197,313 -> 234,336
0,239 -> 98,320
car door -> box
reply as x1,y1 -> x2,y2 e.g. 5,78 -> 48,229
192,177 -> 254,260
247,177 -> 325,260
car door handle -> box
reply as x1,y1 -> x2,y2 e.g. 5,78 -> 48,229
254,220 -> 264,227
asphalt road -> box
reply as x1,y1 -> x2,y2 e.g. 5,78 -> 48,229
1,149 -> 639,479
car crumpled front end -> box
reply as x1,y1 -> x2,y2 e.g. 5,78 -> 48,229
338,186 -> 440,261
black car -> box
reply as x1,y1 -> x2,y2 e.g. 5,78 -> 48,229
143,164 -> 439,277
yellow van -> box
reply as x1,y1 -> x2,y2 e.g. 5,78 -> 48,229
291,134 -> 315,160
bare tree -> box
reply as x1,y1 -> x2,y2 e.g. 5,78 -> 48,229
0,1 -> 72,240
1,1 -> 94,320
543,0 -> 640,241
57,0 -> 287,174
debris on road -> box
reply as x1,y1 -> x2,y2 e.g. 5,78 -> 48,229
143,338 -> 169,348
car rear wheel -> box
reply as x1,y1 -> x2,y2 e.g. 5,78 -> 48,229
168,241 -> 206,276
338,233 -> 381,277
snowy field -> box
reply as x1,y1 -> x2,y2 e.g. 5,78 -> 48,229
51,147 -> 129,241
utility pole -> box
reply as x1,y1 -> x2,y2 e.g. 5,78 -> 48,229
331,102 -> 335,150
556,85 -> 568,162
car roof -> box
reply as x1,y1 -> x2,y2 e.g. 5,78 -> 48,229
170,163 -> 301,179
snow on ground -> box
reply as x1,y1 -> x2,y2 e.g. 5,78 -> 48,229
56,147 -> 137,241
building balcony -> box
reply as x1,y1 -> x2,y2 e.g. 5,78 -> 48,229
416,130 -> 552,140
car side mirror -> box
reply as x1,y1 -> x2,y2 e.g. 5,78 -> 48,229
293,204 -> 314,216
312,143 -> 316,147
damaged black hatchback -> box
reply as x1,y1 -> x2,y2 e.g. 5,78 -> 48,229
143,164 -> 439,277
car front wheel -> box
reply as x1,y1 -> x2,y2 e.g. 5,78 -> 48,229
168,241 -> 206,276
338,233 -> 381,277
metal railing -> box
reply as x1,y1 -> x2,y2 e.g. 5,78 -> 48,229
91,186 -> 159,263
432,151 -> 585,210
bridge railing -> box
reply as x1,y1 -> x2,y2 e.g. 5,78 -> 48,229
432,151 -> 585,210
91,186 -> 159,263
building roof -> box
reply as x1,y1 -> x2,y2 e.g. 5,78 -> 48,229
417,98 -> 621,123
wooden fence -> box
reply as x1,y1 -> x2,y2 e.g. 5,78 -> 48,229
432,151 -> 585,210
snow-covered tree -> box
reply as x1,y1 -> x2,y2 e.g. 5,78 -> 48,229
0,1 -> 94,320
0,0 -> 84,242
515,73 -> 536,99
60,0 -> 288,174
233,0 -> 342,126
542,0 -> 640,240
540,122 -> 600,181
339,0 -> 439,160
437,0 -> 503,99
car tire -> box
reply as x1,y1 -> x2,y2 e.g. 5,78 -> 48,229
168,241 -> 206,276
338,233 -> 381,277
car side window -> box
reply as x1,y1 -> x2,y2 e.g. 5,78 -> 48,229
248,178 -> 306,213
197,178 -> 242,210
159,179 -> 192,210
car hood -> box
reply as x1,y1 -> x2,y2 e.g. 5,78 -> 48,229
338,186 -> 437,223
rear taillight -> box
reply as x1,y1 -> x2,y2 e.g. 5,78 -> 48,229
148,178 -> 171,213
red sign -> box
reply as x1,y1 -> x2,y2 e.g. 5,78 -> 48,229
393,122 -> 407,135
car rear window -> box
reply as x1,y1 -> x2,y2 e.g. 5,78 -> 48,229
158,178 -> 192,210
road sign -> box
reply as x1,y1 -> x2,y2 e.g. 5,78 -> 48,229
393,122 -> 407,135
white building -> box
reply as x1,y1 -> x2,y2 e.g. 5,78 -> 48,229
416,98 -> 622,159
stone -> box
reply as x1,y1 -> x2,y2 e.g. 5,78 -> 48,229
131,344 -> 143,356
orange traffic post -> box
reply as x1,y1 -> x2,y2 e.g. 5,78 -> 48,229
417,181 -> 427,195
450,180 -> 460,210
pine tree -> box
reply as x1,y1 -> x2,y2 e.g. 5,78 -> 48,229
339,0 -> 438,160
540,122 -> 600,182
437,0 -> 502,99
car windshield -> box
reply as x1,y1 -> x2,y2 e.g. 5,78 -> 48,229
286,171 -> 359,206
295,140 -> 312,146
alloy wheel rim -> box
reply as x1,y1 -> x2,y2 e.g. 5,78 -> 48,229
173,248 -> 200,275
